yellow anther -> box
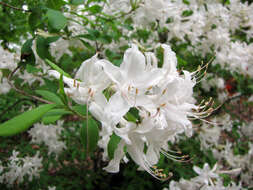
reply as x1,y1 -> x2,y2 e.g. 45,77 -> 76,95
160,103 -> 166,107
147,86 -> 152,90
162,89 -> 167,95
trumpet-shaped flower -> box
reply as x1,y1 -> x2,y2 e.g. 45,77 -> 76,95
49,55 -> 110,105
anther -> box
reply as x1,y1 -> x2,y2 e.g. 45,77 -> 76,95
147,86 -> 152,90
160,103 -> 166,107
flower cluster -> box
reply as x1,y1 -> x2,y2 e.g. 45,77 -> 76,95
102,0 -> 253,76
0,151 -> 42,186
167,163 -> 243,190
49,44 -> 210,179
28,121 -> 66,156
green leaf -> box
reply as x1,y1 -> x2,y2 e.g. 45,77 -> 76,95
42,108 -> 71,124
183,0 -> 190,5
20,39 -> 35,65
36,36 -> 51,60
36,90 -> 63,105
80,118 -> 99,157
46,0 -> 66,10
71,0 -> 84,5
58,74 -> 68,105
182,10 -> 193,17
47,9 -> 67,31
28,8 -> 43,31
45,59 -> 71,78
0,104 -> 56,137
72,105 -> 87,116
26,64 -> 42,74
42,115 -> 62,124
108,133 -> 121,159
87,5 -> 102,14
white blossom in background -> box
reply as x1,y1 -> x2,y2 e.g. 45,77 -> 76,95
198,123 -> 221,150
241,122 -> 253,140
0,150 -> 42,186
168,163 -> 243,190
50,38 -> 73,61
48,186 -> 56,190
103,0 -> 253,76
104,0 -> 131,14
17,70 -> 45,86
133,0 -> 171,26
200,73 -> 225,92
29,121 -> 66,156
0,77 -> 11,94
0,46 -> 18,70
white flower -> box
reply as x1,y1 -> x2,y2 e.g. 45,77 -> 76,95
0,46 -> 18,70
1,150 -> 42,186
49,54 -> 110,105
193,163 -> 219,186
0,77 -> 11,94
48,186 -> 56,190
28,121 -> 66,156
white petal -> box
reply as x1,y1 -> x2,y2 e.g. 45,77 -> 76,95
103,140 -> 125,173
75,54 -> 98,82
48,70 -> 75,87
120,44 -> 146,81
161,44 -> 177,74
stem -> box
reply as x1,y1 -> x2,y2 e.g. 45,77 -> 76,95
8,65 -> 53,104
86,101 -> 89,160
0,2 -> 31,12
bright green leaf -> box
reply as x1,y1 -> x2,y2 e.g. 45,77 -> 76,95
42,108 -> 71,124
0,104 -> 56,137
87,5 -> 102,14
47,9 -> 67,31
45,59 -> 71,78
36,90 -> 63,105
36,36 -> 51,60
71,0 -> 84,5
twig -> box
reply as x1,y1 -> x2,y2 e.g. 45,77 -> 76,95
0,2 -> 31,12
7,65 -> 53,104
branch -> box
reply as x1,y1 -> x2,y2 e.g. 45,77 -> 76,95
0,2 -> 31,12
8,65 -> 53,104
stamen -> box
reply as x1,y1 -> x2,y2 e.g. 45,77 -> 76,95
147,86 -> 152,90
160,103 -> 166,107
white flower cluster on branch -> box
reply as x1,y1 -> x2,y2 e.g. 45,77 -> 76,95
49,44 -> 212,179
